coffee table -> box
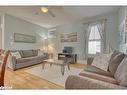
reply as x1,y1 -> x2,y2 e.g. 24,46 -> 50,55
42,59 -> 71,75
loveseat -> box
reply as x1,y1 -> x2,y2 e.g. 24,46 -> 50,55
65,51 -> 127,89
8,49 -> 48,70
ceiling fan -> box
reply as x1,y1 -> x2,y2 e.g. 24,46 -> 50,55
36,7 -> 56,17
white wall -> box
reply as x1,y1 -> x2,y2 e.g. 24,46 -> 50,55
56,23 -> 85,60
119,7 -> 126,25
3,14 -> 48,50
55,11 -> 119,61
2,11 -> 119,61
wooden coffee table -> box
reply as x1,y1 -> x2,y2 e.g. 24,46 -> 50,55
42,59 -> 71,75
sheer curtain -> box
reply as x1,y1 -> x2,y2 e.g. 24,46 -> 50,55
97,20 -> 106,53
84,24 -> 91,59
84,19 -> 107,60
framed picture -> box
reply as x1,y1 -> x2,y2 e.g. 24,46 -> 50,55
14,33 -> 36,43
60,32 -> 77,42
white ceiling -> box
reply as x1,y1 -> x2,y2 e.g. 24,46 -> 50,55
0,6 -> 119,28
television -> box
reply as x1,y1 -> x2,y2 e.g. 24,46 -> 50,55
63,47 -> 73,53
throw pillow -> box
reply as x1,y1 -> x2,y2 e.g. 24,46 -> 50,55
18,50 -> 24,58
11,51 -> 21,59
38,51 -> 44,56
114,55 -> 127,86
108,53 -> 125,76
32,50 -> 38,56
109,50 -> 121,63
92,53 -> 112,71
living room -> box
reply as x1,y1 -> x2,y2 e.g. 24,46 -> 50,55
0,6 -> 127,90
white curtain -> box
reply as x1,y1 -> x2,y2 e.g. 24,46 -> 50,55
84,24 -> 91,59
97,20 -> 106,53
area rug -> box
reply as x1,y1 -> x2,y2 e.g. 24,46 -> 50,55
25,64 -> 82,87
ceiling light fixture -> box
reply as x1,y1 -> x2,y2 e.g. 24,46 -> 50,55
41,7 -> 48,13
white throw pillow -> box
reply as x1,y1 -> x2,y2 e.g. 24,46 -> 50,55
92,53 -> 112,71
11,52 -> 21,59
38,51 -> 44,56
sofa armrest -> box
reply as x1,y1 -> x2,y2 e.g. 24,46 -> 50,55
65,75 -> 126,89
87,57 -> 94,65
8,55 -> 17,70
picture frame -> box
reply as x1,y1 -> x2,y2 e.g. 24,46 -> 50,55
14,33 -> 36,43
60,32 -> 77,43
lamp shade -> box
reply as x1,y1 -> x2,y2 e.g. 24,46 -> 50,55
41,7 -> 48,13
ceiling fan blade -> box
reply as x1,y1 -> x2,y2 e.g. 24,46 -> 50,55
48,10 -> 56,17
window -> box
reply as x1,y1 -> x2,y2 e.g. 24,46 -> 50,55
88,25 -> 101,54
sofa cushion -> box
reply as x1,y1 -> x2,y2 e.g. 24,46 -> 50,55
17,55 -> 44,63
79,71 -> 118,84
32,50 -> 38,56
108,50 -> 123,71
18,50 -> 24,58
108,52 -> 125,76
114,55 -> 127,86
21,50 -> 34,58
109,50 -> 121,62
84,65 -> 112,77
17,57 -> 32,63
30,55 -> 45,62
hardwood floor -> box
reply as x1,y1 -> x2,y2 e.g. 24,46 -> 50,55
4,63 -> 85,89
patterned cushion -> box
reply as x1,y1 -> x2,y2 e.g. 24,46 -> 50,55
11,51 -> 21,59
114,55 -> 127,86
92,53 -> 111,71
108,53 -> 125,76
79,71 -> 118,84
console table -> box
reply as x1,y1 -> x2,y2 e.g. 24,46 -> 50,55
58,53 -> 77,64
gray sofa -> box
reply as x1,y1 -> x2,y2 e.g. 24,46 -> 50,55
8,50 -> 48,70
65,51 -> 127,89
65,75 -> 126,89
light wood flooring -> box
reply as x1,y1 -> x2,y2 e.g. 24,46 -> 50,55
4,63 -> 85,89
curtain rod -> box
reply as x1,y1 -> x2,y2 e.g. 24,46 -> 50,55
83,18 -> 107,25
